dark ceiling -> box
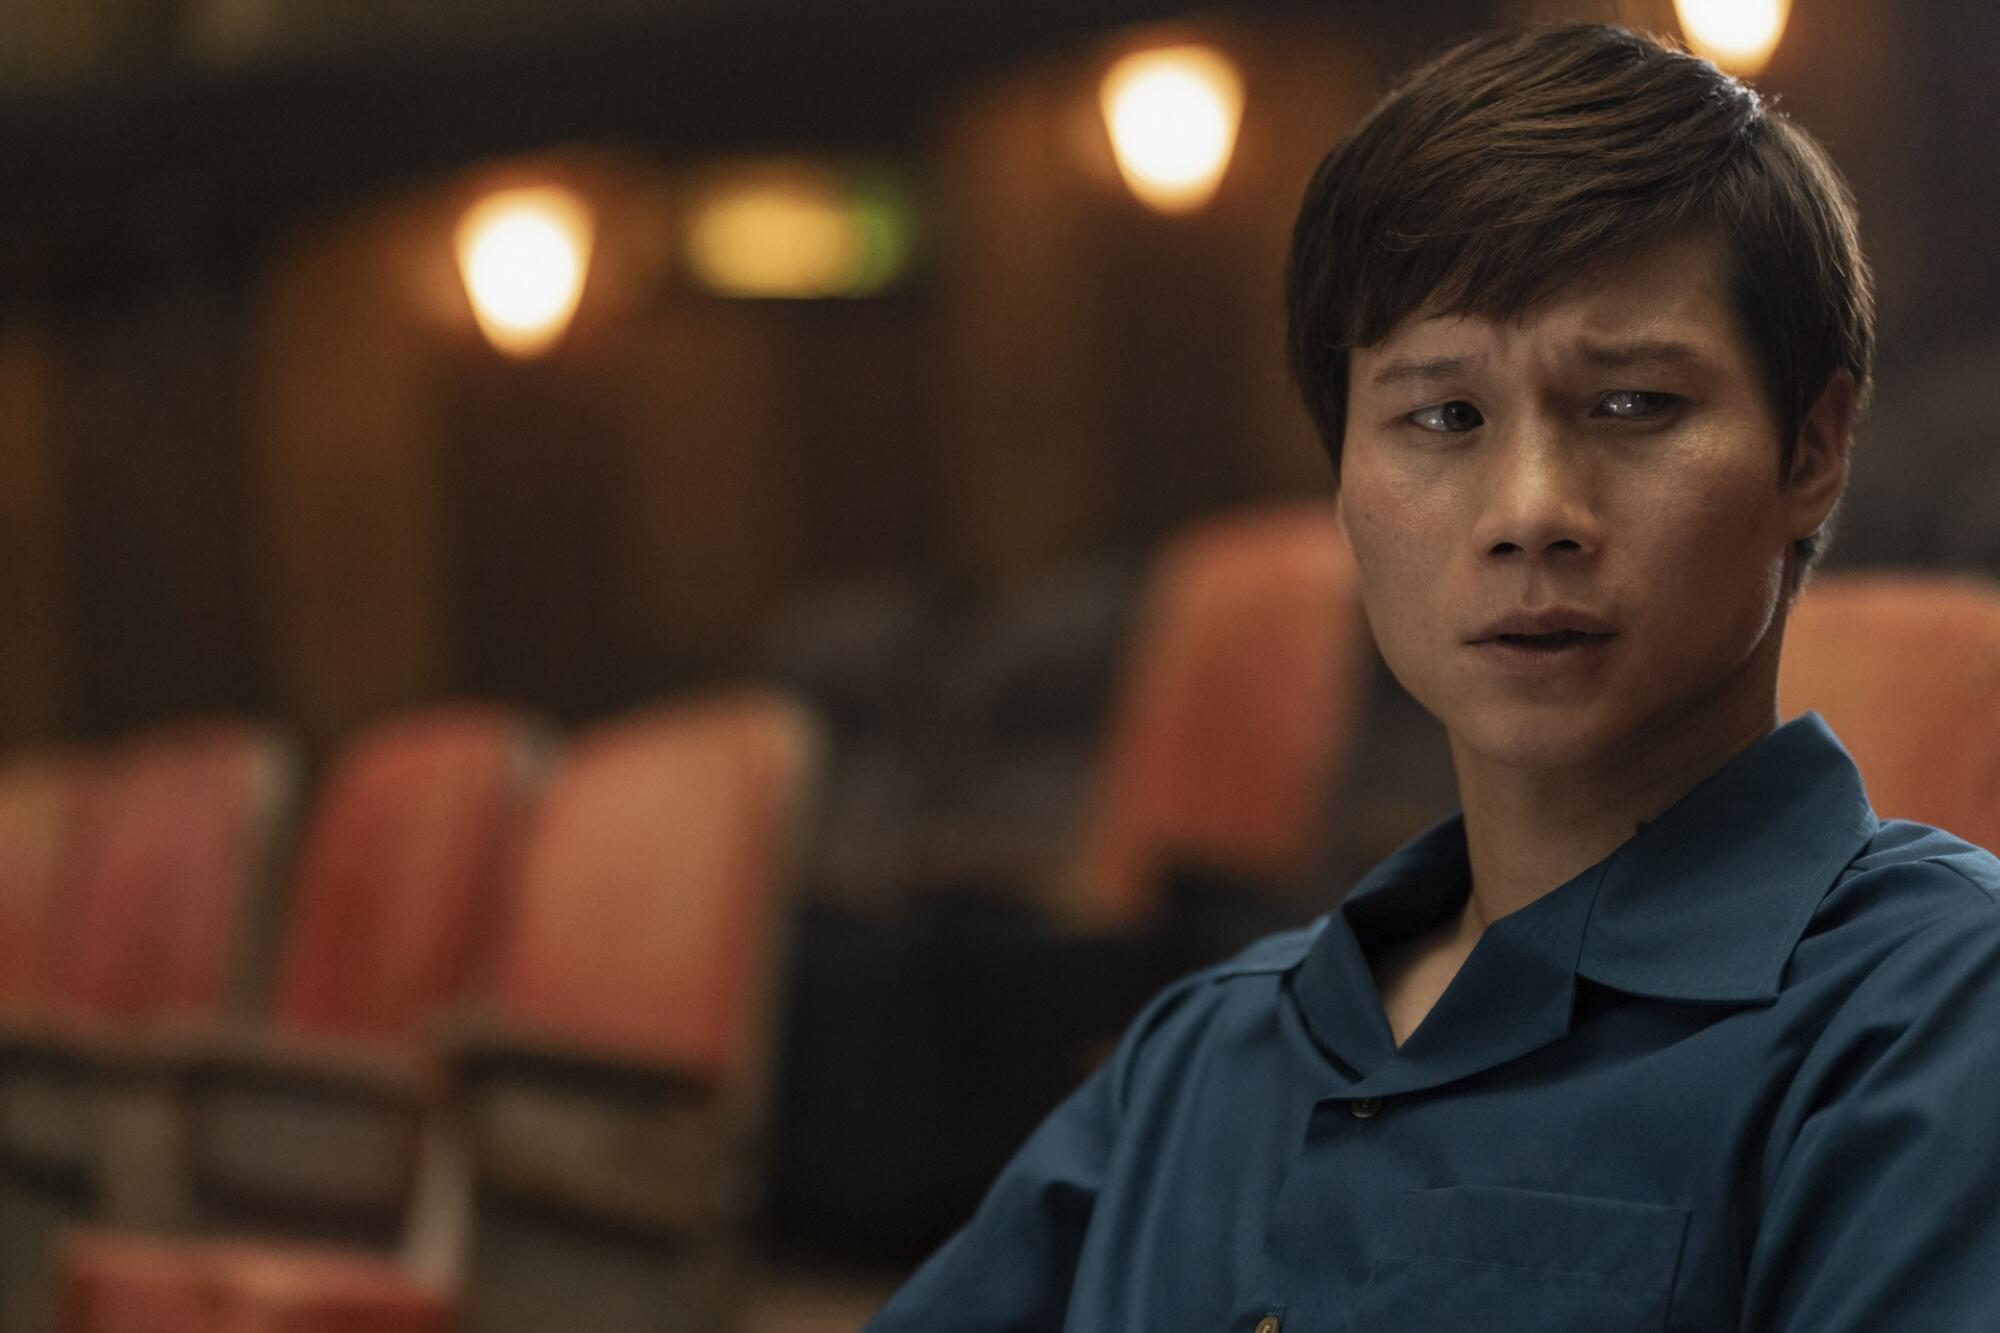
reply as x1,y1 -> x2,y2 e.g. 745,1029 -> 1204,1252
0,0 -> 1484,302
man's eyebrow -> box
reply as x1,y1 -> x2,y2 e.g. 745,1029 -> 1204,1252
1572,338 -> 1712,370
1365,339 -> 1714,388
1367,355 -> 1475,388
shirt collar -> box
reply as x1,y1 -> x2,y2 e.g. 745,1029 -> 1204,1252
1576,710 -> 1878,1004
1290,712 -> 1878,1084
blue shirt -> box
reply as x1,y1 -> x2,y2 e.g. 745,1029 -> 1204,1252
867,713 -> 2000,1331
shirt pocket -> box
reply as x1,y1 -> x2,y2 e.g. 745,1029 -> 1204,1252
1347,1185 -> 1690,1333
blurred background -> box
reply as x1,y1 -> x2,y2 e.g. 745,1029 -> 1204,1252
5,0 -> 1995,755
2,0 -> 1998,1328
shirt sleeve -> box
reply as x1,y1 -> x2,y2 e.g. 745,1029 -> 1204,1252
862,960 -> 1219,1333
1742,908 -> 2000,1329
862,1054 -> 1117,1333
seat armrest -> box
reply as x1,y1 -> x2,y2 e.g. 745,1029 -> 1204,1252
437,1014 -> 713,1101
0,1017 -> 181,1185
178,1026 -> 436,1107
438,1016 -> 748,1241
168,1027 -> 434,1236
0,1017 -> 434,1232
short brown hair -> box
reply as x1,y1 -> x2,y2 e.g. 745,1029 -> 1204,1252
1284,23 -> 1874,573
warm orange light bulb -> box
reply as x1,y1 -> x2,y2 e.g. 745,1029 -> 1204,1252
1674,0 -> 1792,77
455,186 -> 595,357
1099,44 -> 1245,215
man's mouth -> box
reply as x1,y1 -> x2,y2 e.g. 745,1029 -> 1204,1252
1470,624 -> 1618,675
1490,629 -> 1614,649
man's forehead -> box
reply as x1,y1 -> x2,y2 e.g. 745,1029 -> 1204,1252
1360,232 -> 1736,369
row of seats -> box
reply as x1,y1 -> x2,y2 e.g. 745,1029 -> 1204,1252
0,500 -> 1379,1332
0,693 -> 819,1333
757,500 -> 1371,926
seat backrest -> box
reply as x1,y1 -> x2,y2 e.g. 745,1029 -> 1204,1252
491,692 -> 821,1092
267,705 -> 546,1047
52,721 -> 296,1025
0,750 -> 97,1011
1779,572 -> 2000,850
1065,501 -> 1369,926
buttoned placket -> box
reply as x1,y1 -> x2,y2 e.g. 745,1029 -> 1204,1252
1239,865 -> 1602,1330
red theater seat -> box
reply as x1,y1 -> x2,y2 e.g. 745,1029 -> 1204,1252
1064,501 -> 1369,926
450,691 -> 821,1333
1779,572 -> 2000,850
156,705 -> 547,1253
270,706 -> 546,1047
46,707 -> 541,1333
50,721 -> 296,1027
0,720 -> 297,1333
0,750 -> 97,1015
58,1230 -> 453,1333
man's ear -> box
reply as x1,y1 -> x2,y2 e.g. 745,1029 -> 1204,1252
1786,368 -> 1857,540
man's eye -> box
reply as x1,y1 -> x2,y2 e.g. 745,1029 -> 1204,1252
1596,390 -> 1681,419
1408,401 -> 1483,432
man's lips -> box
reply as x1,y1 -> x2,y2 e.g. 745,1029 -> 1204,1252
1466,608 -> 1618,643
1466,617 -> 1618,679
1480,629 -> 1615,655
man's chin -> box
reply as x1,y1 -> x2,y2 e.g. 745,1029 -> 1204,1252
1444,706 -> 1623,776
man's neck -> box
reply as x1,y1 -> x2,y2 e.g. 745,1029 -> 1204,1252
1445,647 -> 1784,937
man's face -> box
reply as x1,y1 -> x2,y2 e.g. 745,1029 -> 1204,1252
1337,232 -> 1847,773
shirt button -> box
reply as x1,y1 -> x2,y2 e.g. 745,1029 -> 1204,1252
1349,1096 -> 1385,1119
1254,1317 -> 1281,1333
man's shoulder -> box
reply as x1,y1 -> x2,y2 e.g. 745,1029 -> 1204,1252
1797,819 -> 2000,995
1122,918 -> 1327,1047
1201,917 -> 1331,980
1106,918 -> 1328,1107
1828,819 -> 2000,926
1798,864 -> 2000,1063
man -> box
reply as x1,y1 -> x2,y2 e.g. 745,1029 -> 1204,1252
868,23 -> 2000,1331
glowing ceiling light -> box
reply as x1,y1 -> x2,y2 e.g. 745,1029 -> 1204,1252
1099,44 -> 1245,215
1674,0 -> 1792,77
455,186 -> 595,358
685,165 -> 915,299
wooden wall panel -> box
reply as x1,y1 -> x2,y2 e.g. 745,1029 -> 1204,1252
936,23 -> 1366,579
440,352 -> 625,718
253,206 -> 452,745
55,286 -> 268,736
0,326 -> 71,745
937,62 -> 1124,578
1214,23 -> 1384,498
781,302 -> 941,580
603,303 -> 803,684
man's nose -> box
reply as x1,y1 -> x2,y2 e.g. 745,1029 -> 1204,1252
1470,427 -> 1602,560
